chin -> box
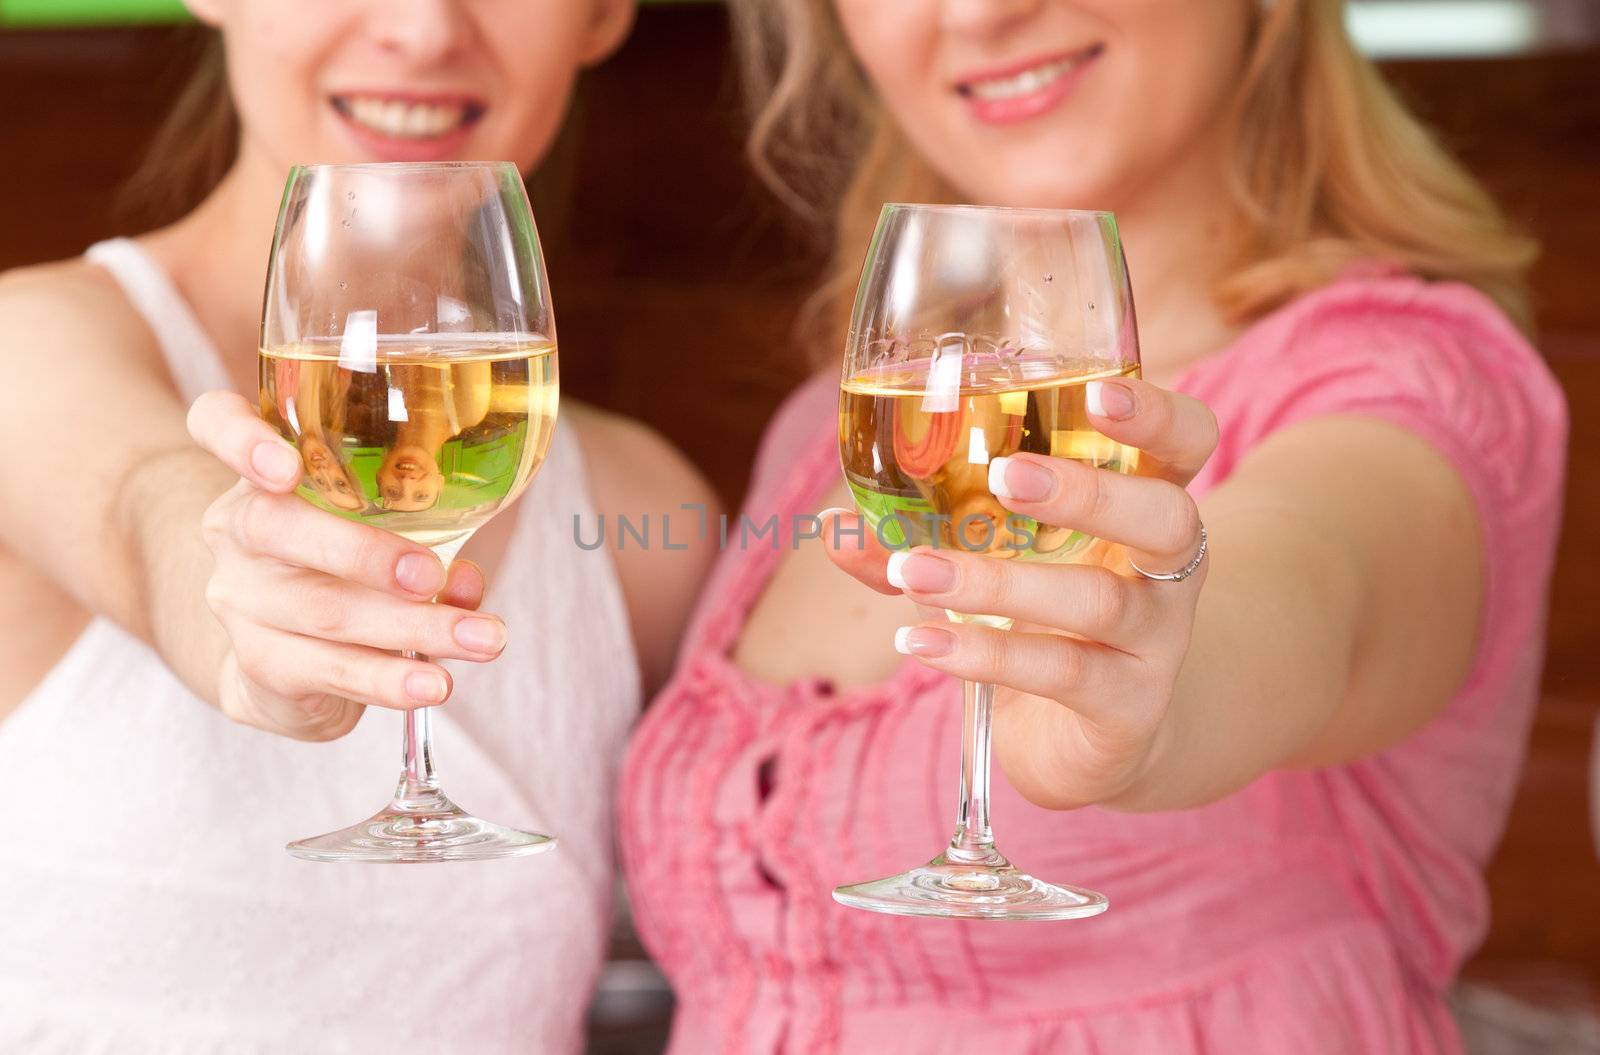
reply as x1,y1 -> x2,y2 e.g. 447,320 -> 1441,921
940,148 -> 1120,213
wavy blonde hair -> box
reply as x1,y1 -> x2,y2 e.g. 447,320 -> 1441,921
730,0 -> 1537,348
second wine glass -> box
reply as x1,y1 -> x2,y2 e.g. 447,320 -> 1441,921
835,203 -> 1140,918
258,162 -> 559,863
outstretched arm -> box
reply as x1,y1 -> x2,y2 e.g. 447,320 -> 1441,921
0,264 -> 489,740
826,374 -> 1481,811
0,264 -> 237,699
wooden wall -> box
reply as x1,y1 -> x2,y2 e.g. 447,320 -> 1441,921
2,4 -> 1597,1006
1379,50 -> 1600,999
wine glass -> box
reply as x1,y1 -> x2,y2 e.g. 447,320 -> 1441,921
835,204 -> 1140,918
258,162 -> 559,863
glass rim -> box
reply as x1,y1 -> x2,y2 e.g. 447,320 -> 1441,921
881,202 -> 1116,222
287,160 -> 521,176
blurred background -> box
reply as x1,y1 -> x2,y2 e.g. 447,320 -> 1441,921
1,1 -> 1596,1052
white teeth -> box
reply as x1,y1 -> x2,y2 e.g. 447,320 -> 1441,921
402,105 -> 432,136
967,55 -> 1083,102
339,96 -> 469,139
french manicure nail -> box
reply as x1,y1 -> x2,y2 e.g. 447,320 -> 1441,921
988,456 -> 1054,502
395,553 -> 445,596
405,671 -> 449,703
251,442 -> 301,485
988,457 -> 1015,499
894,626 -> 956,658
1086,380 -> 1136,420
886,551 -> 956,593
454,617 -> 506,654
886,550 -> 910,590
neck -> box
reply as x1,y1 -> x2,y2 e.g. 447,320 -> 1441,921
1106,143 -> 1243,387
140,141 -> 288,374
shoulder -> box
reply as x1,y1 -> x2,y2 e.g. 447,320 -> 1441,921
1197,275 -> 1567,569
0,256 -> 131,323
1229,273 -> 1561,409
563,401 -> 720,692
0,256 -> 160,370
1196,275 -> 1567,482
565,401 -> 720,515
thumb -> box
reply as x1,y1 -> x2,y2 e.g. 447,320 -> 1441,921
438,559 -> 487,611
818,507 -> 902,595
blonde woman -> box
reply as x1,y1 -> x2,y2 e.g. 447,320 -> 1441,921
615,1 -> 1568,1051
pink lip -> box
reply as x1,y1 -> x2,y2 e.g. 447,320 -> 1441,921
328,91 -> 487,164
956,45 -> 1103,126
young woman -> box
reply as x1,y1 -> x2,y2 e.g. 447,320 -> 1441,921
616,0 -> 1567,1052
0,1 -> 714,1050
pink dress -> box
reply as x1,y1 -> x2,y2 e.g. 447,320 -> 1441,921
618,273 -> 1568,1054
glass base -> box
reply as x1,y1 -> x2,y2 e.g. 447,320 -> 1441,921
833,852 -> 1108,920
287,789 -> 556,863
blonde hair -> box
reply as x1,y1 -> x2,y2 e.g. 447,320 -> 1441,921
731,0 -> 1536,348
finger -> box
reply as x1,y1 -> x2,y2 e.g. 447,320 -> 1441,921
1083,376 -> 1218,485
220,658 -> 367,742
215,568 -> 507,660
232,626 -> 455,712
187,390 -> 302,492
987,455 -> 1203,567
216,651 -> 365,742
884,547 -> 1155,652
223,489 -> 446,600
439,560 -> 486,611
819,507 -> 903,595
891,620 -> 1134,726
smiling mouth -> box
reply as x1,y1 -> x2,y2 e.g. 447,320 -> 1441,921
956,45 -> 1104,102
330,94 -> 486,140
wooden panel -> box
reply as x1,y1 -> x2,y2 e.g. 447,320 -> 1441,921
1382,53 -> 1600,1000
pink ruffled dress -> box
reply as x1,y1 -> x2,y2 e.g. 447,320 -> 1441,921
618,274 -> 1567,1054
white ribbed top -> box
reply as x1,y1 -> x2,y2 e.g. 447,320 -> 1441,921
0,239 -> 639,1054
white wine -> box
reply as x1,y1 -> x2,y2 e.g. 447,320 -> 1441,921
260,334 -> 557,551
840,354 -> 1139,562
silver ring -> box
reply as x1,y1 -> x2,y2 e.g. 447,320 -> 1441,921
1130,524 -> 1207,583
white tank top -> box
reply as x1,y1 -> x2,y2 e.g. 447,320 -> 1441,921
0,239 -> 640,1054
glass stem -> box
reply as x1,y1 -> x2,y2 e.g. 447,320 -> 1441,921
397,653 -> 441,806
393,537 -> 468,811
947,679 -> 1004,866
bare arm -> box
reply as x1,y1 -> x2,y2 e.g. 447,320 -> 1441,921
827,376 -> 1482,811
0,264 -> 233,697
1129,417 -> 1479,808
0,264 -> 487,739
568,404 -> 722,695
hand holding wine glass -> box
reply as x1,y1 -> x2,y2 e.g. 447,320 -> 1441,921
827,369 -> 1218,810
187,389 -> 506,740
827,204 -> 1216,919
196,162 -> 561,862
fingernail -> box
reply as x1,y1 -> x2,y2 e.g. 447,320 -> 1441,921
988,456 -> 1055,502
251,441 -> 301,485
395,553 -> 445,596
1086,380 -> 1135,420
886,551 -> 956,593
819,507 -> 860,544
894,626 -> 956,658
454,617 -> 506,654
405,671 -> 449,703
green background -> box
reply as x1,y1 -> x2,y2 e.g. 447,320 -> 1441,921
0,0 -> 704,26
